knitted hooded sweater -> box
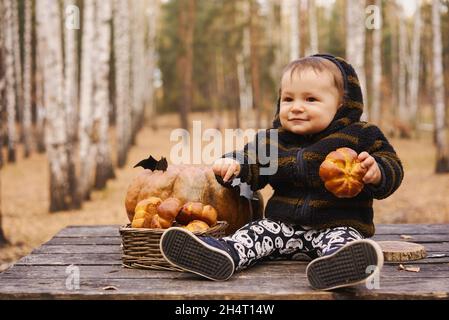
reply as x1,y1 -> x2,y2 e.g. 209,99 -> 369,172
223,54 -> 404,237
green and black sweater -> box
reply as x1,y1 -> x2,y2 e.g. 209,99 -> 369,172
223,54 -> 404,237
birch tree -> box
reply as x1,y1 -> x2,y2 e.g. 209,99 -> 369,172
23,0 -> 33,157
308,0 -> 318,54
0,0 -> 5,168
397,9 -> 407,128
94,0 -> 115,189
0,0 -> 6,246
114,0 -> 132,167
371,0 -> 382,125
0,166 -> 6,245
346,0 -> 367,120
145,0 -> 160,130
12,0 -> 23,147
37,0 -> 73,211
176,0 -> 196,131
408,0 -> 422,131
290,0 -> 300,60
249,0 -> 262,129
432,0 -> 449,172
78,0 -> 97,200
4,0 -> 17,162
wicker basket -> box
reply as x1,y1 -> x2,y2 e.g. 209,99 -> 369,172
119,221 -> 228,271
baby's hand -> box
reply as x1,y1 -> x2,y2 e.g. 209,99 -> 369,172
358,152 -> 381,185
212,158 -> 241,183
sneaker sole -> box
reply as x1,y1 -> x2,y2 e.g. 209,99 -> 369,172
160,227 -> 235,281
306,239 -> 383,291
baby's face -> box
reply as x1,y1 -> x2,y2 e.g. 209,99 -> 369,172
279,68 -> 341,135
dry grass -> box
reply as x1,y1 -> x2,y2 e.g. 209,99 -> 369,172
1,111 -> 448,271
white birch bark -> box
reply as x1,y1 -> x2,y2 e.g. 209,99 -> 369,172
145,0 -> 160,129
408,0 -> 422,128
308,0 -> 318,54
64,0 -> 79,147
0,0 -> 4,167
432,0 -> 449,172
78,0 -> 97,200
371,0 -> 382,125
38,0 -> 72,211
23,0 -> 33,157
398,9 -> 407,124
280,0 -> 290,64
94,0 -> 115,189
346,0 -> 367,120
4,0 -> 17,162
11,0 -> 23,145
114,0 -> 132,167
35,0 -> 47,153
290,0 -> 300,60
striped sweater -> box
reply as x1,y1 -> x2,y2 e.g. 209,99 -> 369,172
223,54 -> 404,237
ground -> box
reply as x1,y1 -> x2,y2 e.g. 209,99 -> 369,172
1,112 -> 449,271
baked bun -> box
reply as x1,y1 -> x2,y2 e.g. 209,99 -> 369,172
131,197 -> 181,229
131,197 -> 162,228
176,202 -> 218,227
182,220 -> 210,233
319,147 -> 367,198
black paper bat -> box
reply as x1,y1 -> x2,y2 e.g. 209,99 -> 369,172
133,155 -> 168,171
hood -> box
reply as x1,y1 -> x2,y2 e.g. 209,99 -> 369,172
271,54 -> 364,143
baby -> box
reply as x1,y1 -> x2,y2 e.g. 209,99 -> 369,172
160,54 -> 404,290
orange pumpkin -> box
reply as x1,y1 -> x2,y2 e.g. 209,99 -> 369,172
125,165 -> 263,234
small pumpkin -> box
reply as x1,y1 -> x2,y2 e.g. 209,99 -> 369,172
125,165 -> 263,234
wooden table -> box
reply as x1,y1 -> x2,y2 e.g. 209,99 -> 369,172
0,224 -> 448,300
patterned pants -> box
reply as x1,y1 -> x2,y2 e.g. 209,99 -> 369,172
220,218 -> 364,271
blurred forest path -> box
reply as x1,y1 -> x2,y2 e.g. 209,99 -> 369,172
2,111 -> 449,271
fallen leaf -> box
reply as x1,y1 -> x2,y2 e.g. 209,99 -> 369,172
398,264 -> 420,273
400,235 -> 413,240
102,286 -> 118,291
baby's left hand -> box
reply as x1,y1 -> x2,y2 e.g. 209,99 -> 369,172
358,152 -> 382,186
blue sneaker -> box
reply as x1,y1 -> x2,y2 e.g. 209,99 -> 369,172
306,239 -> 384,290
160,227 -> 235,281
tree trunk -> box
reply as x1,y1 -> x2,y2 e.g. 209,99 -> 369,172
38,0 -> 72,211
0,165 -> 7,245
145,0 -> 160,131
0,0 -> 4,168
346,0 -> 367,120
289,0 -> 300,60
78,0 -> 97,201
249,0 -> 261,129
64,0 -> 81,208
12,0 -> 24,146
4,0 -> 17,163
432,0 -> 449,173
177,0 -> 195,131
35,0 -> 46,153
94,0 -> 115,189
398,9 -> 407,129
371,0 -> 382,125
114,0 -> 132,167
308,0 -> 319,54
408,1 -> 422,131
23,0 -> 33,158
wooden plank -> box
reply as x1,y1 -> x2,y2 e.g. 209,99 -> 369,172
32,245 -> 122,254
375,224 -> 449,235
372,234 -> 449,243
46,237 -> 122,245
14,253 -> 122,266
52,224 -> 449,238
55,225 -> 121,237
1,263 -> 449,280
1,274 -> 448,300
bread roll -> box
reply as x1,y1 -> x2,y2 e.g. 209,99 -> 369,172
319,147 -> 367,198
